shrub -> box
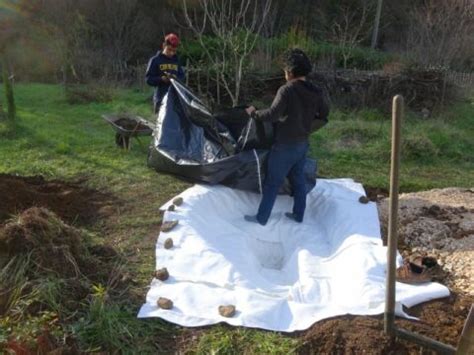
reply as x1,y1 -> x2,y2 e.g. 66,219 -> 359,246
402,134 -> 439,160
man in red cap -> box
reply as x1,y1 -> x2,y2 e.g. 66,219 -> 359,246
146,33 -> 185,113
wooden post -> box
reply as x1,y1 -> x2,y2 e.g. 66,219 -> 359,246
384,95 -> 403,336
456,305 -> 474,354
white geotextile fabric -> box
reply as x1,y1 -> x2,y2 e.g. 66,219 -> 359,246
138,179 -> 449,332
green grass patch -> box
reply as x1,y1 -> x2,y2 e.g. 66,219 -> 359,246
310,100 -> 474,190
189,326 -> 299,354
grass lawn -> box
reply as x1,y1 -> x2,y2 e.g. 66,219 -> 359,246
0,83 -> 473,353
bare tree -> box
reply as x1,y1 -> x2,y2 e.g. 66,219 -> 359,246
87,0 -> 152,80
371,0 -> 383,49
0,0 -> 20,121
328,0 -> 375,69
407,0 -> 474,68
182,0 -> 272,106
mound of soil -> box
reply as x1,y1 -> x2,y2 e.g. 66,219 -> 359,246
115,118 -> 149,131
378,187 -> 474,294
0,174 -> 115,226
300,293 -> 472,354
0,206 -> 124,353
1,207 -> 89,278
365,186 -> 389,202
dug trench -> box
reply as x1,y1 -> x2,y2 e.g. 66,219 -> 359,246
0,174 -> 472,353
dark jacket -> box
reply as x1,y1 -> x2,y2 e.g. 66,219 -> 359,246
145,51 -> 185,103
252,80 -> 329,144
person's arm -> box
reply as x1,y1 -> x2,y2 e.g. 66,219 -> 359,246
145,57 -> 167,86
251,86 -> 289,123
311,93 -> 330,132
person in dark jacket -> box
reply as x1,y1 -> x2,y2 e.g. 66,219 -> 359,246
244,48 -> 329,226
146,33 -> 185,113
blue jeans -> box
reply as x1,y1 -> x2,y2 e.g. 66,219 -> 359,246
257,141 -> 309,225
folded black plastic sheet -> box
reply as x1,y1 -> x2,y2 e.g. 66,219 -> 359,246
148,79 -> 317,194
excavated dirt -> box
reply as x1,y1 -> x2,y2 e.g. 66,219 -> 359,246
300,292 -> 472,354
378,187 -> 474,295
115,118 -> 149,131
299,186 -> 473,354
0,175 -> 121,319
0,207 -> 87,277
0,174 -> 116,226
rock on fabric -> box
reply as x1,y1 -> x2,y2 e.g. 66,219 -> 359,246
138,179 -> 449,332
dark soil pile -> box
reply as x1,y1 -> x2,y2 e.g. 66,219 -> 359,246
0,207 -> 89,277
0,206 -> 122,353
0,207 -> 119,281
300,293 -> 472,354
365,186 -> 389,202
115,117 -> 149,131
0,174 -> 115,225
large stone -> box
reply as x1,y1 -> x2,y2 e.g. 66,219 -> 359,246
157,297 -> 173,310
161,220 -> 178,232
164,238 -> 173,249
154,267 -> 169,281
218,305 -> 236,318
172,197 -> 184,206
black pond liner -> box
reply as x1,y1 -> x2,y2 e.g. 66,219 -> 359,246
148,79 -> 318,195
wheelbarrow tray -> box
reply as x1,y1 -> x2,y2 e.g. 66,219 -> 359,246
102,114 -> 155,137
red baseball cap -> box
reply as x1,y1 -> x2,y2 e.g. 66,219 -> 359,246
164,33 -> 180,48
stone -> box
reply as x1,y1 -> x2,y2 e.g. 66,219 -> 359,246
167,204 -> 176,212
161,220 -> 178,232
359,196 -> 369,204
154,267 -> 169,281
164,238 -> 173,249
218,305 -> 236,318
172,197 -> 183,206
157,297 -> 173,310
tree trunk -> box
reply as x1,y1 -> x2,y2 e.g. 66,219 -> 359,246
371,0 -> 383,49
2,56 -> 16,121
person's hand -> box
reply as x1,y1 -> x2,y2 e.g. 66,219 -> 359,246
245,106 -> 256,116
161,75 -> 170,83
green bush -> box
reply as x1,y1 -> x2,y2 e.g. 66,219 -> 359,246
183,32 -> 392,72
402,134 -> 439,160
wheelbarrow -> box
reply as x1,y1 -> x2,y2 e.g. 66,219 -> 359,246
102,114 -> 155,150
